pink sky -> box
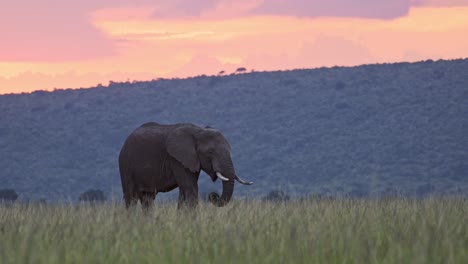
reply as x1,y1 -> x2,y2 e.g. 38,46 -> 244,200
1,0 -> 467,94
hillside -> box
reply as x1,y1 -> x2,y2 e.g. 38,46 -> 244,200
0,59 -> 467,201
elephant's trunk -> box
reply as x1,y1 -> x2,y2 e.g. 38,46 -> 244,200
209,180 -> 234,207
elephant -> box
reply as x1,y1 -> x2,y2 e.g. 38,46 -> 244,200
118,122 -> 253,210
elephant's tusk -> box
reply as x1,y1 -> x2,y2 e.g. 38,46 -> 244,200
235,175 -> 253,185
216,172 -> 230,181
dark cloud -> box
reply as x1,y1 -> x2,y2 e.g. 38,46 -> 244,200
411,0 -> 468,7
151,0 -> 219,18
252,0 -> 411,19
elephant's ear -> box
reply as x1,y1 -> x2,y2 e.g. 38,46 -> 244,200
167,127 -> 200,173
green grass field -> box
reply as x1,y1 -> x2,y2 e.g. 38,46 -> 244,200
1,198 -> 467,263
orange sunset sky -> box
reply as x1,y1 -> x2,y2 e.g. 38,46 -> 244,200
1,0 -> 467,94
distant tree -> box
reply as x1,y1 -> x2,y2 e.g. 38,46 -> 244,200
0,188 -> 18,202
218,70 -> 225,76
263,190 -> 290,202
79,189 -> 106,203
235,67 -> 247,74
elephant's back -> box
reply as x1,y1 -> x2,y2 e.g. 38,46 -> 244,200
120,123 -> 173,165
121,122 -> 198,158
131,123 -> 175,141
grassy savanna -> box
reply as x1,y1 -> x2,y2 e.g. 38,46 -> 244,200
1,198 -> 467,263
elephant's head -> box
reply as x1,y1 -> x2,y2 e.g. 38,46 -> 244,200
167,125 -> 252,207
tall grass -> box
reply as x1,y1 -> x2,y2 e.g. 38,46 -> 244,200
1,198 -> 467,263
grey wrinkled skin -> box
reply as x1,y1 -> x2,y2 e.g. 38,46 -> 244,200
119,122 -> 246,210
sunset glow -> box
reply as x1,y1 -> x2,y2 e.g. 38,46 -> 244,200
1,0 -> 467,94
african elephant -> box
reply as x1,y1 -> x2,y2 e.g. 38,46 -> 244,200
118,122 -> 252,209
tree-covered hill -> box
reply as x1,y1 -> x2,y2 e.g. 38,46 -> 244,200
1,59 -> 467,201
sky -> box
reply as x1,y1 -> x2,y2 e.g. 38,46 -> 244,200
1,0 -> 468,94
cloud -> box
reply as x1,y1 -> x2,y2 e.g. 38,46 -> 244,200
411,0 -> 468,7
251,0 -> 468,19
91,0 -> 259,21
298,36 -> 374,67
0,0 -> 217,62
3,0 -> 466,62
0,1 -> 119,62
252,0 -> 411,19
2,1 -> 468,93
243,35 -> 374,72
150,0 -> 219,18
117,0 -> 468,20
0,0 -> 233,62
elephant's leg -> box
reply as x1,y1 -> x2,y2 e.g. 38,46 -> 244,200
176,177 -> 199,209
124,186 -> 139,209
172,166 -> 199,209
185,187 -> 199,208
122,171 -> 138,209
124,194 -> 138,209
177,189 -> 187,209
139,191 -> 155,212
